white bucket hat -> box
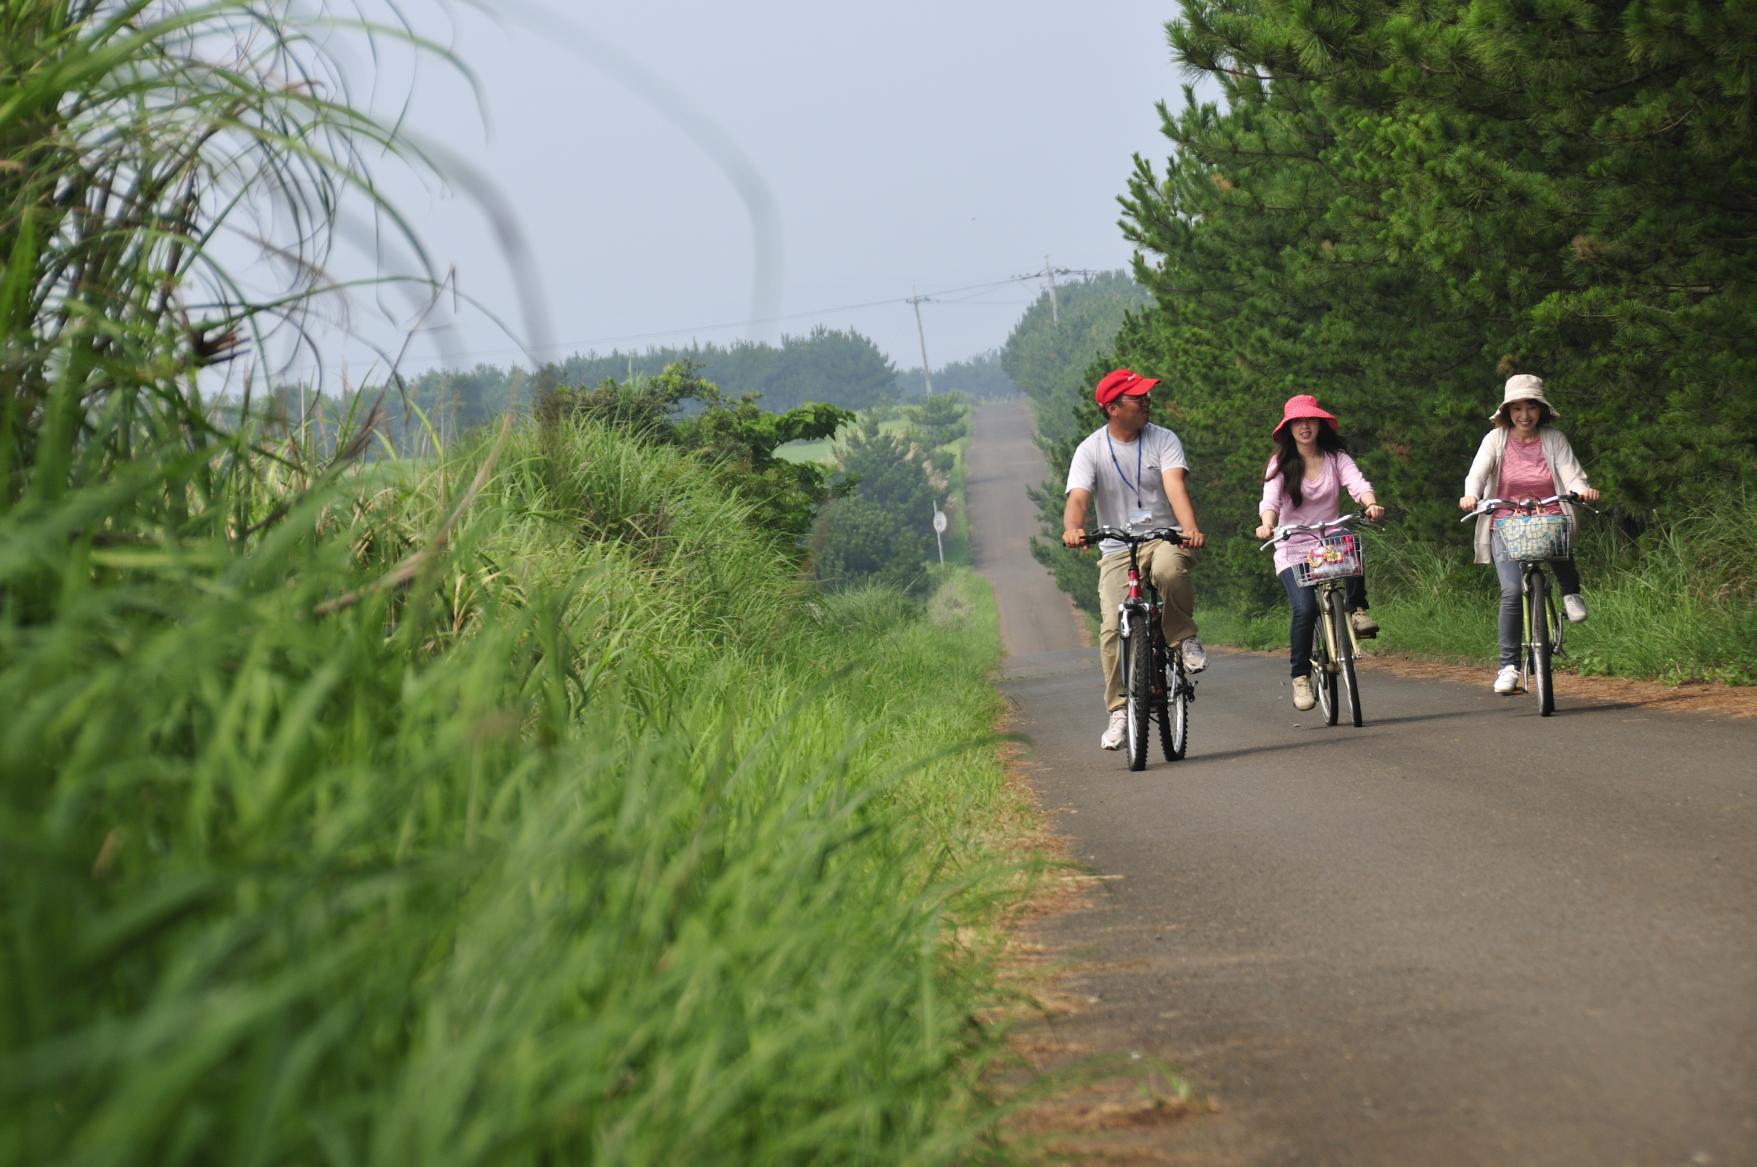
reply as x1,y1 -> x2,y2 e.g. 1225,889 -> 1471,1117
1492,373 -> 1559,421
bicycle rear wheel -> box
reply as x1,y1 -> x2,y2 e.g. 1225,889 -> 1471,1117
1327,589 -> 1363,727
1159,646 -> 1190,761
1530,581 -> 1555,716
1125,612 -> 1153,770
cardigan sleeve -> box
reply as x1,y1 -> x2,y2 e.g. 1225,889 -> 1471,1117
1543,430 -> 1591,494
1463,430 -> 1501,499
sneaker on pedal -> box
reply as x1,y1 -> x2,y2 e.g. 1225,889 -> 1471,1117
1493,665 -> 1519,695
1563,593 -> 1588,623
1100,708 -> 1126,750
1291,676 -> 1316,711
1349,609 -> 1379,638
1179,636 -> 1208,673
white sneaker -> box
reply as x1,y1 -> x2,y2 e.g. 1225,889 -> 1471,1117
1100,708 -> 1126,750
1292,676 -> 1316,711
1493,665 -> 1520,695
1563,593 -> 1588,623
1179,636 -> 1208,673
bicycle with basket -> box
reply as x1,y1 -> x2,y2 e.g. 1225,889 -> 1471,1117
1261,512 -> 1376,727
1463,492 -> 1596,716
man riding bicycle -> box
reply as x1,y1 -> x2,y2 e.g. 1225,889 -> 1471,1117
1061,368 -> 1207,750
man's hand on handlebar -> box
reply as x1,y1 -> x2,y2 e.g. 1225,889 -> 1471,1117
1062,527 -> 1088,549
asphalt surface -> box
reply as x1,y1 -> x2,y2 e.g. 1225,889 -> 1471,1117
967,401 -> 1757,1166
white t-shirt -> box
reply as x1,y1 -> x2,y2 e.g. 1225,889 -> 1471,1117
1065,422 -> 1189,556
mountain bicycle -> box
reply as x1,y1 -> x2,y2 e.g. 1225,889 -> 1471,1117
1261,513 -> 1376,727
1085,526 -> 1194,770
1463,492 -> 1597,717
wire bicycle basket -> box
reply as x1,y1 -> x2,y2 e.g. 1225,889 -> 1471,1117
1494,513 -> 1571,561
1292,532 -> 1363,587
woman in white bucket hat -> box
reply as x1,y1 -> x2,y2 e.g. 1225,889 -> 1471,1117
1459,374 -> 1601,695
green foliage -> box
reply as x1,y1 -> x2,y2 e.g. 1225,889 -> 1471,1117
895,349 -> 1021,400
536,362 -> 851,547
815,421 -> 938,595
1109,0 -> 1757,607
548,325 -> 899,416
1,416 -> 1027,1163
910,393 -> 970,450
1001,272 -> 1150,457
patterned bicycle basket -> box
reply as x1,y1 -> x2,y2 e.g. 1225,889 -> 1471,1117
1494,513 -> 1571,560
1292,532 -> 1363,587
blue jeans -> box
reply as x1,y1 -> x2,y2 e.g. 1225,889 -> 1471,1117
1278,568 -> 1368,678
1491,533 -> 1582,668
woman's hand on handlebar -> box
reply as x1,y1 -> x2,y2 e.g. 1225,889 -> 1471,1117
1574,487 -> 1600,505
1458,495 -> 1478,513
1364,503 -> 1386,522
1253,522 -> 1274,541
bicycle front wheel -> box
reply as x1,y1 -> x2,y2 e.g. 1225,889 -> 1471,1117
1313,600 -> 1339,727
1125,612 -> 1153,770
1328,589 -> 1363,727
1159,647 -> 1190,761
1530,582 -> 1555,716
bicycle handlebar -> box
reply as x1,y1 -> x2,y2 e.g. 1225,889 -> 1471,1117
1462,492 -> 1599,521
1083,525 -> 1185,547
1258,512 -> 1377,552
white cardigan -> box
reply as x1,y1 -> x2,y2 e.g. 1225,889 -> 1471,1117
1462,427 -> 1591,564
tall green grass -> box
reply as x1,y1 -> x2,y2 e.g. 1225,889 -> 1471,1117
2,416 -> 1029,1165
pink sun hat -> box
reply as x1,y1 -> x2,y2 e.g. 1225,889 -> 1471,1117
1272,394 -> 1338,439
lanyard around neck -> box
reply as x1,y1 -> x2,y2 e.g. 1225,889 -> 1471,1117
1105,428 -> 1144,506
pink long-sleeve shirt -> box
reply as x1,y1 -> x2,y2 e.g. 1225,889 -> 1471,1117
1259,451 -> 1374,575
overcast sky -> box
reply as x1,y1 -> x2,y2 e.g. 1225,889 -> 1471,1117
314,2 -> 1194,380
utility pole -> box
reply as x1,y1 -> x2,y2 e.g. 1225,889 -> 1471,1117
1044,254 -> 1060,325
908,286 -> 934,396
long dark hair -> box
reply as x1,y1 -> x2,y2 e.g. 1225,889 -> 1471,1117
1264,422 -> 1348,508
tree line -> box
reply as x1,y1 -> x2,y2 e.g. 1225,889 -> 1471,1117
1016,2 -> 1757,608
270,330 -> 1015,454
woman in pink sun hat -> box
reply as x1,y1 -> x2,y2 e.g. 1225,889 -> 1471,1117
1254,395 -> 1385,712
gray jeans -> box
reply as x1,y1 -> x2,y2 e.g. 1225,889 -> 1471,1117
1491,532 -> 1582,668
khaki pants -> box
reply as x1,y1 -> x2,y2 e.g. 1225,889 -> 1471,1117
1097,540 -> 1197,712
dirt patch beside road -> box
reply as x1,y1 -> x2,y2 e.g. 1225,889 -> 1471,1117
1354,652 -> 1757,718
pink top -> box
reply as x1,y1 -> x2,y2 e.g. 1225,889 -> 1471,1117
1494,436 -> 1562,516
1260,451 -> 1374,574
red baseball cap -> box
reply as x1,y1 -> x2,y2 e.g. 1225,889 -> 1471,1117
1094,368 -> 1160,406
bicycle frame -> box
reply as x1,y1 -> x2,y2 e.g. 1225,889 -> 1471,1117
1311,575 -> 1357,666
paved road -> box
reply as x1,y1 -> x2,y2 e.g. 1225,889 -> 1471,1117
968,401 -> 1757,1166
